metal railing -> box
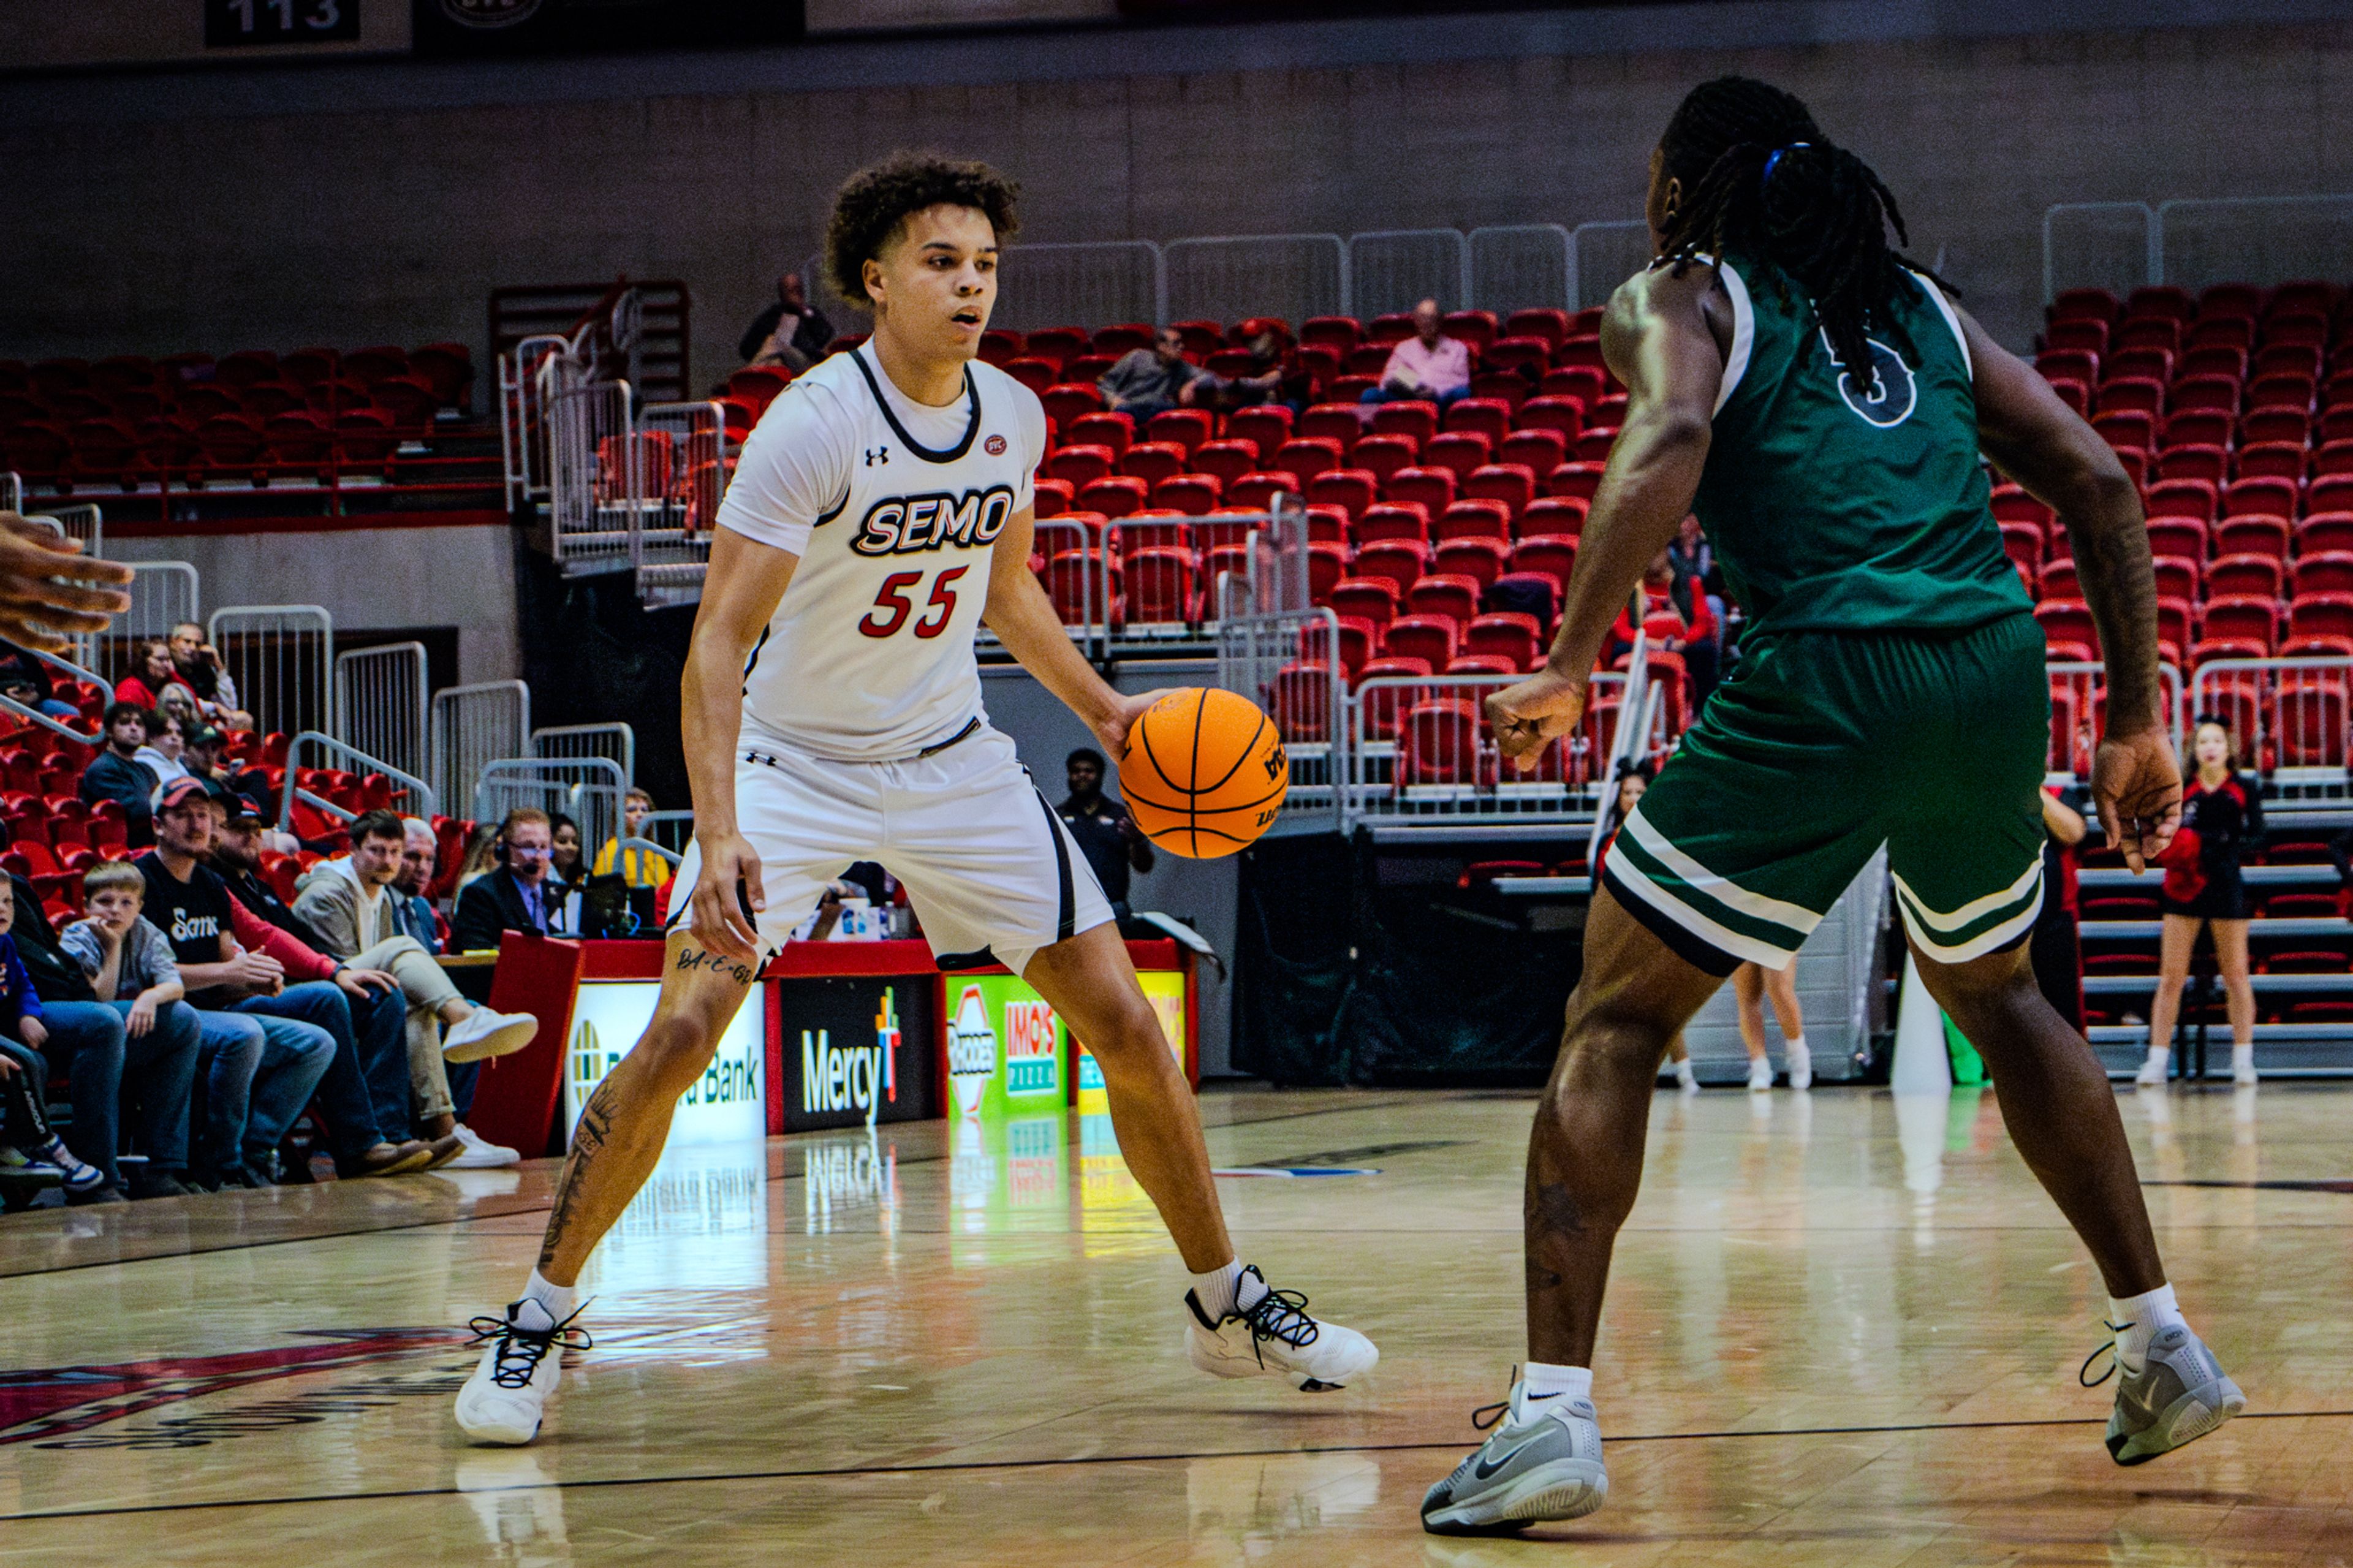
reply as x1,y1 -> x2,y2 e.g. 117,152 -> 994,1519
2189,656 -> 2353,798
1167,234 -> 1349,326
208,604 -> 332,739
545,360 -> 637,578
1468,224 -> 1574,316
1,472 -> 20,513
276,730 -> 439,834
1215,605 -> 1346,836
1347,668 -> 1637,831
1347,229 -> 1468,318
2045,660 -> 2186,781
92,561 -> 199,688
0,645 -> 112,746
34,502 -> 102,561
499,333 -> 570,507
995,240 -> 1165,333
636,808 -> 696,860
1569,221 -> 1652,311
431,680 -> 531,820
476,756 -> 628,859
2042,193 -> 2353,302
532,722 -> 634,787
2042,202 -> 2159,305
628,398 -> 724,605
335,643 -> 429,784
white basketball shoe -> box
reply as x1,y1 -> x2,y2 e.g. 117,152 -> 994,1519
455,1298 -> 591,1445
1185,1265 -> 1379,1390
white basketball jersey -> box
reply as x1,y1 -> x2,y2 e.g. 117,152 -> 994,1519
716,343 -> 1045,762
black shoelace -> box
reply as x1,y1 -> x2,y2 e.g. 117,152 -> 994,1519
2079,1320 -> 2133,1388
1233,1284 -> 1321,1369
468,1305 -> 594,1390
1469,1367 -> 1561,1431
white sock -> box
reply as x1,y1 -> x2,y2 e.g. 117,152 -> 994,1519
1785,1035 -> 1809,1059
1675,1058 -> 1697,1088
1192,1260 -> 1265,1320
515,1270 -> 578,1331
2109,1282 -> 2184,1375
1520,1361 -> 1593,1404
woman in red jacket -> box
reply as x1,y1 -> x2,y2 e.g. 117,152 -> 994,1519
2138,718 -> 2264,1088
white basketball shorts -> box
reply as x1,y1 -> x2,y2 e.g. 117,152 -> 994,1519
669,721 -> 1115,978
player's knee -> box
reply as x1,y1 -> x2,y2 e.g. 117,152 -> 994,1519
1075,996 -> 1173,1078
632,1015 -> 721,1096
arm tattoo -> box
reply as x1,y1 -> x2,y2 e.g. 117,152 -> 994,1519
673,945 -> 755,986
538,1082 -> 618,1270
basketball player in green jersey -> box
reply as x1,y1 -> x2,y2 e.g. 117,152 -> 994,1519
1423,78 -> 2243,1535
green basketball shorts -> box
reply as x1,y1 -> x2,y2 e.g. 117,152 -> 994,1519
1603,613 -> 2048,975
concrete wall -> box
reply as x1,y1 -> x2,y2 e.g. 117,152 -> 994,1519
4,7 -> 2351,379
104,523 -> 522,683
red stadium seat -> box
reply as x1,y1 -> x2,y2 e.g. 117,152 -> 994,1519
1227,406 -> 1294,456
2143,517 -> 2209,562
1044,444 -> 1115,487
2291,551 -> 2353,597
1387,466 -> 1457,515
1355,502 -> 1430,544
1382,615 -> 1459,669
2200,596 -> 2283,654
1348,433 -> 1419,487
1040,383 -> 1106,429
2226,477 -> 2299,519
2000,523 -> 2042,575
1548,463 -> 1605,501
1515,395 -> 1586,439
1267,663 -> 1336,743
1328,577 -> 1401,629
1520,496 -> 1588,541
1228,472 -> 1297,512
1463,464 -> 1537,520
2310,476 -> 2353,518
1498,428 -> 1568,475
1510,536 -> 1577,593
2156,443 -> 2228,484
1409,574 -> 1483,623
1434,539 -> 1510,588
2213,515 -> 2289,560
1031,478 -> 1074,518
2243,406 -> 2313,449
1422,432 -> 1493,482
1151,474 -> 1223,516
1123,548 -> 1199,626
2236,441 -> 2308,482
1506,309 -> 1571,348
2207,553 -> 2283,600
1068,411 -> 1134,455
1354,541 -> 1431,596
1354,657 -> 1432,743
2298,514 -> 2353,556
1271,437 -> 1345,483
2288,594 -> 2353,648
1306,469 -> 1379,521
2145,479 -> 2217,521
1145,408 -> 1213,455
1298,404 -> 1363,452
2275,679 -> 2351,767
1189,439 -> 1259,487
1444,398 -> 1513,445
1118,441 -> 1189,486
1075,476 -> 1150,518
1370,401 -> 1441,447
2034,599 -> 2099,657
1435,499 -> 1512,543
1465,613 -> 1542,670
1398,701 -> 1485,787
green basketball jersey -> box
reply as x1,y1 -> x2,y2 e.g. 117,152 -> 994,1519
1689,252 -> 2032,638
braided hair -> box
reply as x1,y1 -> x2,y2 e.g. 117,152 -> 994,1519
1654,77 -> 1941,384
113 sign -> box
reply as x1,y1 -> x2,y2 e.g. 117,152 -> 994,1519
207,0 -> 361,46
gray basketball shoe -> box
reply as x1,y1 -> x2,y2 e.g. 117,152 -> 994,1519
1422,1378 -> 1608,1535
2087,1322 -> 2246,1465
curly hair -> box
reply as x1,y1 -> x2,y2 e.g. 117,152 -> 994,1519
824,152 -> 1020,312
1655,77 -> 1944,381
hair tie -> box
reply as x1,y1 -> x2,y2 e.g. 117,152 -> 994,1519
1760,142 -> 1812,189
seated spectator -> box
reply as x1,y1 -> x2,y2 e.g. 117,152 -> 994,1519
0,878 -> 112,1199
293,809 -> 534,1168
395,818 -> 452,952
168,621 -> 252,732
739,270 -> 836,374
8,868 -> 198,1200
452,808 -> 559,952
593,788 -> 668,889
156,681 -> 201,737
455,822 -> 503,892
1611,545 -> 1721,703
1360,298 -> 1471,412
140,779 -> 453,1181
1665,513 -> 1729,646
114,638 -> 178,713
182,721 -> 230,788
1098,327 -> 1208,422
136,710 -> 192,789
80,701 -> 159,848
0,641 -> 78,720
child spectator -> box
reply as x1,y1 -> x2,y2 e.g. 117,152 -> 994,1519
63,863 -> 193,1063
592,788 -> 667,888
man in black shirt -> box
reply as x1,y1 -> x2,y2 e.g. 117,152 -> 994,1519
1058,749 -> 1153,922
738,271 -> 836,373
79,701 -> 158,848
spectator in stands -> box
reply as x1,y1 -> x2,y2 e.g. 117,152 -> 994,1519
740,270 -> 836,373
1360,298 -> 1471,412
293,809 -> 533,1168
593,788 -> 667,888
141,780 -> 454,1179
2141,718 -> 2264,1088
0,642 -> 78,720
182,722 -> 230,789
168,622 -> 252,731
395,818 -> 449,952
455,822 -> 502,892
1099,327 -> 1208,421
452,808 -> 558,952
1611,545 -> 1721,703
115,639 -> 176,713
81,701 -> 159,848
9,869 -> 187,1199
1058,749 -> 1153,925
135,710 -> 191,789
1665,514 -> 1729,645
156,682 -> 200,737
1596,763 -> 1696,1094
0,876 -> 114,1199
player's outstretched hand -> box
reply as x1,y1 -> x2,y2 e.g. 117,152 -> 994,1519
1096,687 -> 1179,761
2093,725 -> 2183,875
0,514 -> 133,654
1485,667 -> 1587,773
688,830 -> 767,966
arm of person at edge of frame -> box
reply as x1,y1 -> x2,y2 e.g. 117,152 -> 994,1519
1487,263 -> 1724,770
1955,300 -> 2178,875
982,505 -> 1172,768
0,513 -> 134,656
680,525 -> 799,966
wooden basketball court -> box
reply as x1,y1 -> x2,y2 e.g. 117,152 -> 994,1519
1,1083 -> 2343,1562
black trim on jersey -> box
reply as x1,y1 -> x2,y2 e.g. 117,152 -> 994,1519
1033,789 -> 1077,942
935,946 -> 999,972
811,485 -> 851,528
741,623 -> 774,692
1599,863 -> 1741,977
849,344 -> 981,464
915,716 -> 982,759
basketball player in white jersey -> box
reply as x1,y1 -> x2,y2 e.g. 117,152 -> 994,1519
456,154 -> 1376,1445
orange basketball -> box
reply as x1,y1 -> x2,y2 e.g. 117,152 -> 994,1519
1118,687 -> 1288,858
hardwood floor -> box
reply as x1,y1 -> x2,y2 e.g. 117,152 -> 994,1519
1,1082 -> 2344,1564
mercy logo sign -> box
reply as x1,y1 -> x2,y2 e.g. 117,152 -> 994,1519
799,988 -> 903,1127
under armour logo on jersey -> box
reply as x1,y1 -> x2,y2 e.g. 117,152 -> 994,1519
865,446 -> 889,466
1818,328 -> 1919,429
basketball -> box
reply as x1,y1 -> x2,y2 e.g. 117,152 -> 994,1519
1118,687 -> 1289,858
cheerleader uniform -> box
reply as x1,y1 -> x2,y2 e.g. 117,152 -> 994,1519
2158,773 -> 2264,920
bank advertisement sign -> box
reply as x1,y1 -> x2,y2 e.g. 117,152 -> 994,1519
564,982 -> 765,1147
945,975 -> 1070,1124
779,977 -> 939,1133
